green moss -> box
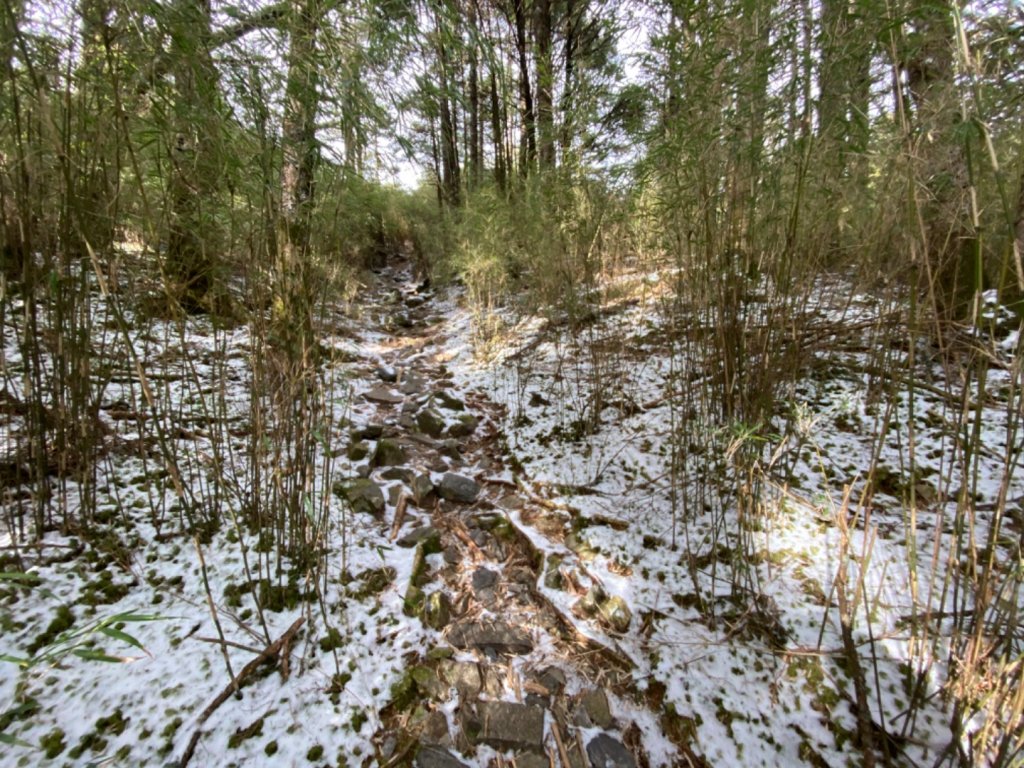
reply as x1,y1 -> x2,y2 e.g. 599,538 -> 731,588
307,744 -> 325,761
40,728 -> 66,758
264,740 -> 279,756
81,571 -> 131,606
228,717 -> 264,748
319,628 -> 345,653
28,605 -> 75,655
96,708 -> 128,736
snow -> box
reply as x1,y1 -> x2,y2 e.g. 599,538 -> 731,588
1,261 -> 1021,766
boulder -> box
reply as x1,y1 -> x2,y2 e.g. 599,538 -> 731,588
437,473 -> 480,503
372,438 -> 407,467
335,479 -> 385,518
447,414 -> 478,438
351,423 -> 385,440
411,473 -> 435,505
433,390 -> 465,411
376,365 -> 398,383
347,441 -> 370,461
416,408 -> 446,438
586,733 -> 636,768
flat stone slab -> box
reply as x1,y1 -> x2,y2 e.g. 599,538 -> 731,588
447,620 -> 533,655
363,384 -> 404,404
587,733 -> 636,768
475,701 -> 545,753
415,745 -> 468,768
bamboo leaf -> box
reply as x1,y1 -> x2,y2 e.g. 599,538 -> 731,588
72,649 -> 131,663
0,732 -> 33,748
99,626 -> 148,654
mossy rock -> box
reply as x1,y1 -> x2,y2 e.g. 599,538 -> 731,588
334,478 -> 385,518
415,408 -> 445,438
371,439 -> 407,467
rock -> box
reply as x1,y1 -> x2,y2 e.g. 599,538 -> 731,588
411,473 -> 435,505
469,512 -> 506,532
534,666 -> 567,696
472,701 -> 545,753
401,374 -> 428,395
579,688 -> 614,729
406,295 -> 426,308
414,745 -> 468,768
586,733 -> 636,768
372,438 -> 407,467
381,466 -> 415,482
347,441 -> 370,461
598,596 -> 632,633
565,532 -> 598,561
420,711 -> 450,745
376,365 -> 398,383
397,525 -> 441,551
438,660 -> 482,698
416,408 -> 446,438
577,583 -> 607,616
447,414 -> 478,438
447,620 -> 532,656
395,311 -> 414,328
438,439 -> 462,461
364,384 -> 404,404
437,473 -> 480,503
351,423 -> 384,440
410,542 -> 432,587
544,555 -> 564,590
516,755 -> 549,768
434,390 -> 465,411
422,591 -> 453,630
335,479 -> 385,518
471,567 -> 498,592
411,667 -> 447,699
442,546 -> 459,565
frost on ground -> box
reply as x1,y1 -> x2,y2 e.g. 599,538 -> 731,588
443,272 -> 1024,768
1,260 -> 1022,767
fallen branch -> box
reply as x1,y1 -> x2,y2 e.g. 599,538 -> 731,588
179,616 -> 305,768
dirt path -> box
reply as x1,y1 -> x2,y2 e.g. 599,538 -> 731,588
336,258 -> 704,768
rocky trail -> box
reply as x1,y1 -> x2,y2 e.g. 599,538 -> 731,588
337,257 -> 701,768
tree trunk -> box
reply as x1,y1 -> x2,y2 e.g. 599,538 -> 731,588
490,68 -> 506,191
512,0 -> 536,176
559,0 -> 576,161
903,0 -> 976,318
468,0 -> 481,187
434,8 -> 460,206
165,0 -> 223,311
534,0 -> 554,170
276,0 -> 321,364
